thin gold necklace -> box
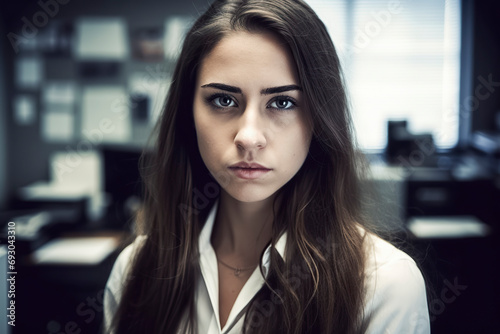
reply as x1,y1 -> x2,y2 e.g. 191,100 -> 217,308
217,258 -> 257,277
214,206 -> 271,277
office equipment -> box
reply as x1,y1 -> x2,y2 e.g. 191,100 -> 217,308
385,120 -> 435,165
471,131 -> 500,157
18,151 -> 105,222
102,146 -> 144,229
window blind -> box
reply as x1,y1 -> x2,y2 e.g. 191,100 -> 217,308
307,0 -> 461,150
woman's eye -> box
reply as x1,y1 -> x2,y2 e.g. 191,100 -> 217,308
212,95 -> 237,108
269,97 -> 296,110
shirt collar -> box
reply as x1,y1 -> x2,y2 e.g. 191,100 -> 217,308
199,199 -> 287,276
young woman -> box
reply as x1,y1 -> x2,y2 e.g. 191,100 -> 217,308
104,0 -> 430,333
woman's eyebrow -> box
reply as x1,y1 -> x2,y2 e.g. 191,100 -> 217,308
201,83 -> 241,93
261,85 -> 302,95
200,83 -> 302,95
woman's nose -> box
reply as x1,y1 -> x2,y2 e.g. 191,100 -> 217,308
233,105 -> 267,152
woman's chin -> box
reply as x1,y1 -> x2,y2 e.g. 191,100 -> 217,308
222,187 -> 277,204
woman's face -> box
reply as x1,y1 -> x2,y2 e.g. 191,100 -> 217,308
193,31 -> 312,203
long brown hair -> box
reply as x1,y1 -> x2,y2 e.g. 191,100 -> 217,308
110,0 -> 369,333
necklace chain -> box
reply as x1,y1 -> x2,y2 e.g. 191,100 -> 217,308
217,258 -> 257,277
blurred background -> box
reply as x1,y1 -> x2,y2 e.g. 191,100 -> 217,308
0,0 -> 499,333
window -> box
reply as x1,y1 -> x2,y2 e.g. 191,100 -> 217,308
307,0 -> 462,150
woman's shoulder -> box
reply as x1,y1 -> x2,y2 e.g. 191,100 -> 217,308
103,235 -> 148,332
362,229 -> 425,293
361,229 -> 430,333
363,231 -> 418,276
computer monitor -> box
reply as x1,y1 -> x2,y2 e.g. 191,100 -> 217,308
101,146 -> 144,229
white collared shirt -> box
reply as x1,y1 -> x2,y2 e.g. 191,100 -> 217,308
104,201 -> 430,333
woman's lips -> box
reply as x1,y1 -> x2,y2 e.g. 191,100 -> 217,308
228,163 -> 271,180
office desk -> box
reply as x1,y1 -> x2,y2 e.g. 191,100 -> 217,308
408,232 -> 500,334
14,231 -> 128,334
368,160 -> 500,333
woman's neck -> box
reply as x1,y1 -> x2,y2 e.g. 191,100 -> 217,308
210,190 -> 275,262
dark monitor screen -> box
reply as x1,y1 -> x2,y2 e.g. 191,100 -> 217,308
101,146 -> 144,229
